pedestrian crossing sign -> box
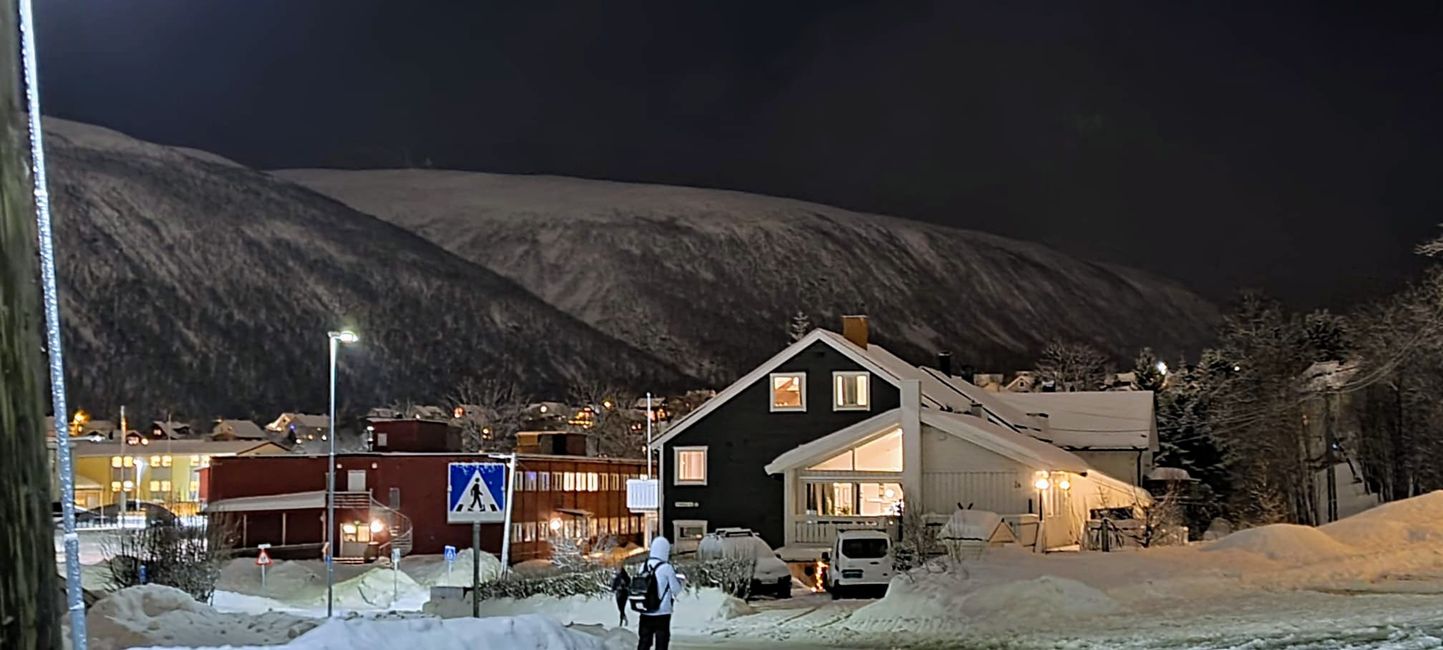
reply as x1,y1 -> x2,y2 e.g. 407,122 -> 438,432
447,462 -> 508,524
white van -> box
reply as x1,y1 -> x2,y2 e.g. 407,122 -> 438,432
823,530 -> 893,598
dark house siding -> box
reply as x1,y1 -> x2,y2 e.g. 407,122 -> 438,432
662,341 -> 900,548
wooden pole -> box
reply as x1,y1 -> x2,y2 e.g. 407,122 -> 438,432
0,0 -> 62,645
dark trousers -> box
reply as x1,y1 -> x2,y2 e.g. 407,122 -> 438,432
638,613 -> 671,650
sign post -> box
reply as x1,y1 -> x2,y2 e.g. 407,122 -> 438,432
391,547 -> 401,605
256,544 -> 272,592
447,462 -> 509,619
443,545 -> 456,583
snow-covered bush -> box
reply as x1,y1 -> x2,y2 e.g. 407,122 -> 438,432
674,557 -> 755,598
103,516 -> 236,601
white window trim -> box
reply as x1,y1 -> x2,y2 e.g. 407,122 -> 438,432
673,446 -> 709,486
832,371 -> 871,411
674,519 -> 708,541
769,372 -> 807,412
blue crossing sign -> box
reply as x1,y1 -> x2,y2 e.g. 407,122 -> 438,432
443,545 -> 457,563
447,462 -> 508,524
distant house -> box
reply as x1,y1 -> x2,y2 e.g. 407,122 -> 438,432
150,421 -> 192,439
650,316 -> 1154,554
265,413 -> 329,442
210,419 -> 266,441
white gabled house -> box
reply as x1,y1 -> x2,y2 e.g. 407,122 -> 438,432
649,316 -> 1155,553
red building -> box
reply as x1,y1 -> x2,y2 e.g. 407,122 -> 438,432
205,419 -> 647,563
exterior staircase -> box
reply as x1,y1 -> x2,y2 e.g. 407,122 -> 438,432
333,491 -> 413,561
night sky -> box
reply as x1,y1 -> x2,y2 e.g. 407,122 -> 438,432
35,1 -> 1443,308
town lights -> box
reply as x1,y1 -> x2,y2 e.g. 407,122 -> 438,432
341,522 -> 357,535
370,519 -> 385,534
1156,360 -> 1168,375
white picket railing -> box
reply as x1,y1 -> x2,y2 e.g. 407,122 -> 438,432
793,515 -> 897,545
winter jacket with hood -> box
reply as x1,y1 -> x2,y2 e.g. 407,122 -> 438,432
641,537 -> 684,616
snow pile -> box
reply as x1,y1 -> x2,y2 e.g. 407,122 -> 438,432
938,509 -> 1005,542
424,587 -> 748,633
961,576 -> 1120,618
847,573 -> 1119,633
1321,490 -> 1443,550
1203,523 -> 1356,564
319,567 -> 427,610
87,585 -> 315,650
219,558 -> 324,600
401,549 -> 502,588
132,614 -> 622,650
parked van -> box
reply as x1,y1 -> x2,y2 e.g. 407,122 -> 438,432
698,527 -> 793,598
823,530 -> 893,598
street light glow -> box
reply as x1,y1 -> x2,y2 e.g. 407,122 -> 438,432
331,330 -> 359,344
1156,361 -> 1168,375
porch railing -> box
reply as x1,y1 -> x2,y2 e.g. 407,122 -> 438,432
793,515 -> 897,545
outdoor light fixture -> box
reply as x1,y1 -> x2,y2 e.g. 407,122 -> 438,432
1058,479 -> 1071,491
1034,478 -> 1051,491
341,522 -> 357,535
370,519 -> 385,534
1156,361 -> 1168,375
549,517 -> 563,532
325,329 -> 359,618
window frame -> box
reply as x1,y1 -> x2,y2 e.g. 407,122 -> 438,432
832,371 -> 872,411
768,372 -> 807,412
673,446 -> 709,486
674,519 -> 708,542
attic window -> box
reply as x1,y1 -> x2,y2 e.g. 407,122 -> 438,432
770,373 -> 806,412
833,372 -> 870,411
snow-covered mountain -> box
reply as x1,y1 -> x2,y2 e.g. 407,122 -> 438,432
275,169 -> 1219,384
43,120 -> 693,419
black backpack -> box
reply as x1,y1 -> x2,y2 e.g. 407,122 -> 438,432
627,560 -> 667,613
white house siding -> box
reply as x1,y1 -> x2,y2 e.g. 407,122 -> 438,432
918,424 -> 1033,516
1071,450 -> 1147,485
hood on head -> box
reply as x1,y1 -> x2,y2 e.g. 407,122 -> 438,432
649,536 -> 671,562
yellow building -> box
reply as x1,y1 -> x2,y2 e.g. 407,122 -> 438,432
69,437 -> 286,516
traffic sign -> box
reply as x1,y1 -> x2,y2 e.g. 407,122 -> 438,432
447,462 -> 508,524
256,548 -> 272,566
444,545 -> 457,563
391,547 -> 401,564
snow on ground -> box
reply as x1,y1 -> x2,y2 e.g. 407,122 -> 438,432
425,587 -> 752,634
87,585 -> 316,650
130,614 -> 625,650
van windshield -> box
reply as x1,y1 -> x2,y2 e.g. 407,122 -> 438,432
840,538 -> 889,559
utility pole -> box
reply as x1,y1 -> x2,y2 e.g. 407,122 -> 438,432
1,0 -> 64,646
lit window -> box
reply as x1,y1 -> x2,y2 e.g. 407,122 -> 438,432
833,372 -> 871,410
122,456 -> 134,468
111,456 -> 122,468
674,446 -> 707,485
149,480 -> 160,492
539,472 -> 550,491
150,455 -> 161,466
770,373 -> 806,412
161,455 -> 173,467
563,472 -> 575,491
190,455 -> 201,465
587,472 -> 599,492
110,481 -> 121,493
161,480 -> 172,492
525,471 -> 538,491
810,429 -> 902,472
674,520 -> 707,541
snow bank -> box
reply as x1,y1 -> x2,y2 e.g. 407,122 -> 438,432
424,587 -> 750,633
88,585 -> 315,650
318,566 -> 428,610
401,549 -> 502,588
1203,523 -> 1356,564
1321,490 -> 1443,551
133,614 -> 622,650
846,574 -> 1119,633
214,557 -> 431,613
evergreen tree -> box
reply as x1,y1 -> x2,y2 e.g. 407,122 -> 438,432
787,311 -> 812,342
1132,347 -> 1166,392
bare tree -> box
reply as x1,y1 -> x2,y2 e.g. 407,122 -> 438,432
1035,341 -> 1111,392
568,381 -> 642,458
448,378 -> 527,452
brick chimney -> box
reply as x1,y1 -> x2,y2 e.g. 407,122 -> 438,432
841,315 -> 869,348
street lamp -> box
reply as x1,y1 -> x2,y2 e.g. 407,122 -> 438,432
325,329 -> 358,617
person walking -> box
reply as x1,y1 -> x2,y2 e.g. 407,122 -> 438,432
636,537 -> 683,650
610,565 -> 631,626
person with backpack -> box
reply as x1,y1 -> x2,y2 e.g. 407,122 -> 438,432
610,565 -> 631,626
629,537 -> 683,650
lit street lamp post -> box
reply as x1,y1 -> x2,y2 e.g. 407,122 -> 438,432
325,329 -> 358,617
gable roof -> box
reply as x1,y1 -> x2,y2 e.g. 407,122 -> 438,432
991,391 -> 1155,450
761,407 -> 1091,476
764,409 -> 902,474
921,410 -> 1089,473
650,329 -> 908,448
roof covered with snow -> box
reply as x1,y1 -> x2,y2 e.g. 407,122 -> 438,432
922,410 -> 1090,473
992,390 -> 1156,450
